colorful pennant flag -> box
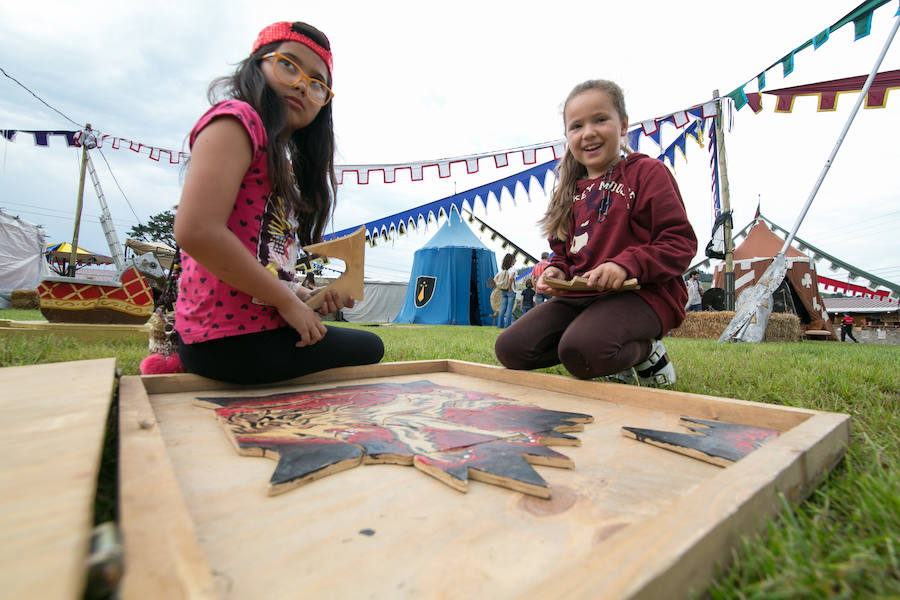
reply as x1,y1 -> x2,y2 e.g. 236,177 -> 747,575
725,0 -> 896,112
746,69 -> 899,112
817,275 -> 893,299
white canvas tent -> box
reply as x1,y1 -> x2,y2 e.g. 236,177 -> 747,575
0,211 -> 50,308
341,280 -> 407,323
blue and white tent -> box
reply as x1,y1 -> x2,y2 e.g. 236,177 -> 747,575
394,208 -> 497,325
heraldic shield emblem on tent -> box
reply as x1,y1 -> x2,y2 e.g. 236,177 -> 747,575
415,276 -> 436,308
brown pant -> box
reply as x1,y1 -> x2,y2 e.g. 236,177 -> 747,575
494,292 -> 661,379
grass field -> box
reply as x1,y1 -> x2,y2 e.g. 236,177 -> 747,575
2,309 -> 898,598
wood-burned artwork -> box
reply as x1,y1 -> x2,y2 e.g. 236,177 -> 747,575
195,380 -> 594,498
621,417 -> 779,467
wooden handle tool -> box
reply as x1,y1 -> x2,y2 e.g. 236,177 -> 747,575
542,276 -> 640,292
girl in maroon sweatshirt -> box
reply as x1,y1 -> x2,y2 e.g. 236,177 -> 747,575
495,80 -> 697,385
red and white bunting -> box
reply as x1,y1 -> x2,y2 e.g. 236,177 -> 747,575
15,98 -> 717,179
334,140 -> 563,185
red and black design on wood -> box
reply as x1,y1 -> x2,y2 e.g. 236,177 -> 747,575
196,380 -> 593,498
621,417 -> 779,467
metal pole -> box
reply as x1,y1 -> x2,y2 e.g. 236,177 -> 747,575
85,152 -> 125,270
67,123 -> 91,278
712,90 -> 734,310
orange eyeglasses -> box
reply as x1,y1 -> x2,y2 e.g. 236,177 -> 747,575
261,52 -> 334,106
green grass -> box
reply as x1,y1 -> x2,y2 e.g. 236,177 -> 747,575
1,308 -> 47,321
2,310 -> 899,597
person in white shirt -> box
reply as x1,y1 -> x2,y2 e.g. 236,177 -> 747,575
685,270 -> 703,312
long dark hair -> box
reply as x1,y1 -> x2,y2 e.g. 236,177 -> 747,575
207,22 -> 336,245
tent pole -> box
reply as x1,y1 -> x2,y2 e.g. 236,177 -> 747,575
712,91 -> 734,311
67,123 -> 90,278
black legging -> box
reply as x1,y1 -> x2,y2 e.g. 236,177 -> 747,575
841,323 -> 859,343
495,292 -> 661,379
178,324 -> 384,385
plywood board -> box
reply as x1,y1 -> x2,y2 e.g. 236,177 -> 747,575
0,319 -> 150,342
119,361 -> 849,599
0,358 -> 116,600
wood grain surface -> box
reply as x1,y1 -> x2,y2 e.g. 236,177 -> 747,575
119,360 -> 849,599
0,358 -> 116,600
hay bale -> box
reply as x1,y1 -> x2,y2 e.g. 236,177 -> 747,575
669,311 -> 730,339
670,311 -> 801,342
764,313 -> 802,342
10,289 -> 40,310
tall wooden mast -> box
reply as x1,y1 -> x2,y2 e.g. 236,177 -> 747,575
67,124 -> 91,277
712,92 -> 734,310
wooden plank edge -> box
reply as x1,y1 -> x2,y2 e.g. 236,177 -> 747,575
531,411 -> 850,599
138,360 -> 454,395
117,376 -> 217,599
1,318 -> 146,328
0,320 -> 149,342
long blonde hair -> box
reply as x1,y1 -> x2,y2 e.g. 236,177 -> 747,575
539,80 -> 631,241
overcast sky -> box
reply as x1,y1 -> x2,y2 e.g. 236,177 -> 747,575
1,1 -> 898,287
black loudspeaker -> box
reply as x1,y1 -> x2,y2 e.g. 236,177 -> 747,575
702,287 -> 726,311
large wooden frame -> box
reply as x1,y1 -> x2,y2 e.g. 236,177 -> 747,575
119,361 -> 849,599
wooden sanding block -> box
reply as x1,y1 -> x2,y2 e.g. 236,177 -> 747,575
543,276 -> 640,292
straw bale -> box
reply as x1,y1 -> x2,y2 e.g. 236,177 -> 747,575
670,311 -> 801,342
765,313 -> 802,342
10,289 -> 40,310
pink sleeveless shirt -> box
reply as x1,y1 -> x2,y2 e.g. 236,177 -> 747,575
176,100 -> 302,344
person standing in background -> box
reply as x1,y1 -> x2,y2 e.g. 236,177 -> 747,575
840,313 -> 859,343
521,278 -> 536,315
531,252 -> 552,305
494,252 -> 517,328
685,270 -> 702,312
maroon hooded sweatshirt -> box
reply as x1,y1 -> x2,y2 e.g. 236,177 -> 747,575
548,152 -> 698,334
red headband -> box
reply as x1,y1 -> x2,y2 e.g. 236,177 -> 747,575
252,22 -> 333,77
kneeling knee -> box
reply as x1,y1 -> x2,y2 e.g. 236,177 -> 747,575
494,332 -> 531,370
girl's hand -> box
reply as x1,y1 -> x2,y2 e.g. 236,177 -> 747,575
278,298 -> 328,347
294,285 -> 314,303
536,266 -> 565,295
312,289 -> 356,315
584,262 -> 628,291
298,286 -> 357,315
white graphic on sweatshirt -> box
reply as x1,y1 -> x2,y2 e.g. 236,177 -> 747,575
570,231 -> 589,254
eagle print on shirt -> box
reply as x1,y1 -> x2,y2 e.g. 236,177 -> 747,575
252,195 -> 301,305
259,195 -> 299,281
